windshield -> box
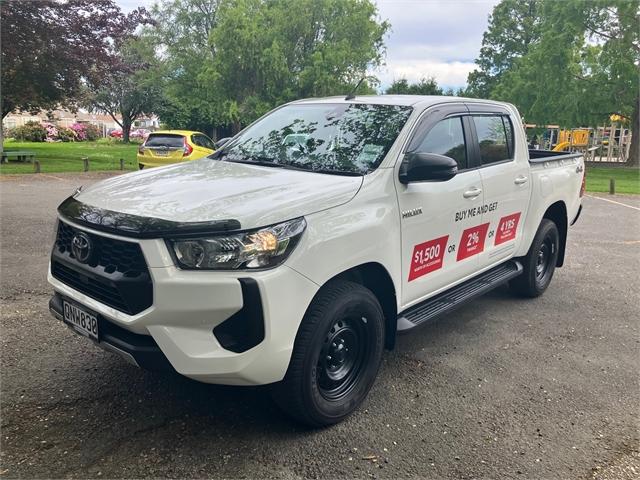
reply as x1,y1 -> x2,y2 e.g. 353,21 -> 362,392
221,103 -> 413,175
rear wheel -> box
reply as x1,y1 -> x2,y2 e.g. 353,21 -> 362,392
272,280 -> 385,427
138,163 -> 145,170
510,219 -> 559,297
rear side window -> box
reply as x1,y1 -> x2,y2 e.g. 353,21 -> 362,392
414,117 -> 467,169
192,134 -> 215,150
145,134 -> 184,148
473,115 -> 513,164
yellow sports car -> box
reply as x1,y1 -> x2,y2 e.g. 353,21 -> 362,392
137,130 -> 216,169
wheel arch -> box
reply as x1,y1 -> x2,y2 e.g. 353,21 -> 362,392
327,262 -> 398,350
542,201 -> 568,267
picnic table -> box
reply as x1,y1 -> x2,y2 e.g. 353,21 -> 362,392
1,151 -> 36,163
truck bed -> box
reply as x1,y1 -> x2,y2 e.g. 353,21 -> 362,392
528,149 -> 583,163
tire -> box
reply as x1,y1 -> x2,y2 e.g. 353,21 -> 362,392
138,163 -> 145,170
510,219 -> 560,298
272,280 -> 385,427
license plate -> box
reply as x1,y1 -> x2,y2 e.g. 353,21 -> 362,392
63,301 -> 99,340
154,149 -> 169,156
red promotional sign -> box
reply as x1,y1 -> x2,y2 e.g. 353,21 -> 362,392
457,223 -> 490,261
495,212 -> 521,245
408,235 -> 449,281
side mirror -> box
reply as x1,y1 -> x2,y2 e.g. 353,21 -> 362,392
399,152 -> 458,184
215,137 -> 233,149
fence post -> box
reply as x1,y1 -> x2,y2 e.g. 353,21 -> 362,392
119,158 -> 124,170
609,178 -> 615,195
82,157 -> 89,172
34,160 -> 41,173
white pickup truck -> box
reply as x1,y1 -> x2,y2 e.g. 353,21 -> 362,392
48,95 -> 584,426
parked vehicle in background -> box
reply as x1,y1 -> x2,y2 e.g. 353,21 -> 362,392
137,130 -> 216,169
130,128 -> 151,140
109,128 -> 122,138
48,96 -> 584,426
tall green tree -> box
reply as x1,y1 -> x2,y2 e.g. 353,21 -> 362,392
147,0 -> 388,134
207,0 -> 388,132
143,0 -> 222,135
492,0 -> 639,165
466,0 -> 542,98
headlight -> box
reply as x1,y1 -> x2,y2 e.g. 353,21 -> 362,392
168,217 -> 306,270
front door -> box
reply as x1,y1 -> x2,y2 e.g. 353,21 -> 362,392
396,106 -> 488,308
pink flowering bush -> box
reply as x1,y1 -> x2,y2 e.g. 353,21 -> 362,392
43,122 -> 59,142
70,123 -> 87,140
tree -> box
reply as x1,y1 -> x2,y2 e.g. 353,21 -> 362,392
466,0 -> 542,98
148,0 -> 388,134
142,0 -> 222,136
84,38 -> 161,143
385,77 -> 443,95
491,0 -> 639,165
209,0 -> 388,131
0,0 -> 147,118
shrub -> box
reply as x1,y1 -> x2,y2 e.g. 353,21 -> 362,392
84,123 -> 101,141
10,121 -> 47,142
43,123 -> 59,142
57,126 -> 75,142
70,123 -> 87,141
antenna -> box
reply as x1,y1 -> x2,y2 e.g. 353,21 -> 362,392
345,77 -> 366,101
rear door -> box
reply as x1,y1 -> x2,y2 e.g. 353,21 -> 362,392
466,104 -> 531,269
143,133 -> 186,165
397,104 -> 487,307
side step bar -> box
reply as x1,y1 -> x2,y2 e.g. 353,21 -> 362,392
397,260 -> 523,332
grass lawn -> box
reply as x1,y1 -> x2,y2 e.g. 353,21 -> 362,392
1,140 -> 139,174
586,166 -> 640,195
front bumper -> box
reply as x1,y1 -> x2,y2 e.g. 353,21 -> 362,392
48,223 -> 319,386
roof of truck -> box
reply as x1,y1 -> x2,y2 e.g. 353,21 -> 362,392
291,95 -> 511,109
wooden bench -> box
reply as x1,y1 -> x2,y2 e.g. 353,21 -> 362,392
1,151 -> 36,164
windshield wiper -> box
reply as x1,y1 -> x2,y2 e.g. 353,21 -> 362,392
224,156 -> 286,168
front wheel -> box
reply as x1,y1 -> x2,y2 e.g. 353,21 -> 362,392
272,280 -> 385,427
510,219 -> 560,298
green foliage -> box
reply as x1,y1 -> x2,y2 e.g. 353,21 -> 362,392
147,0 -> 388,133
469,0 -> 639,164
385,78 -> 443,95
56,127 -> 76,142
9,122 -> 47,142
84,124 -> 101,141
466,0 -> 542,98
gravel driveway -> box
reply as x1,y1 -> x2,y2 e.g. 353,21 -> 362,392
1,173 -> 638,479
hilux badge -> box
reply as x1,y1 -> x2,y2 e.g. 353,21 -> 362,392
71,232 -> 93,263
402,207 -> 423,219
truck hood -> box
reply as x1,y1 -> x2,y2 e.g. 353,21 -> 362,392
75,159 -> 363,230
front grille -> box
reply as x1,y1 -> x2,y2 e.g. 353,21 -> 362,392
56,221 -> 146,276
51,221 -> 153,315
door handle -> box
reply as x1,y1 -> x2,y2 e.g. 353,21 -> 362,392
463,187 -> 482,198
514,175 -> 528,185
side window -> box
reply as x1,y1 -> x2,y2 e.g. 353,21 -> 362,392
473,115 -> 512,164
414,117 -> 467,169
201,135 -> 216,149
191,134 -> 202,147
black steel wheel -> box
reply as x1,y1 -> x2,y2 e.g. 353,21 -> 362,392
272,280 -> 385,427
510,219 -> 560,298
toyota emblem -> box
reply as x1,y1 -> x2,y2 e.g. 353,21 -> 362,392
71,232 -> 93,263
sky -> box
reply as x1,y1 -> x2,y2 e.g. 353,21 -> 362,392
115,0 -> 499,90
